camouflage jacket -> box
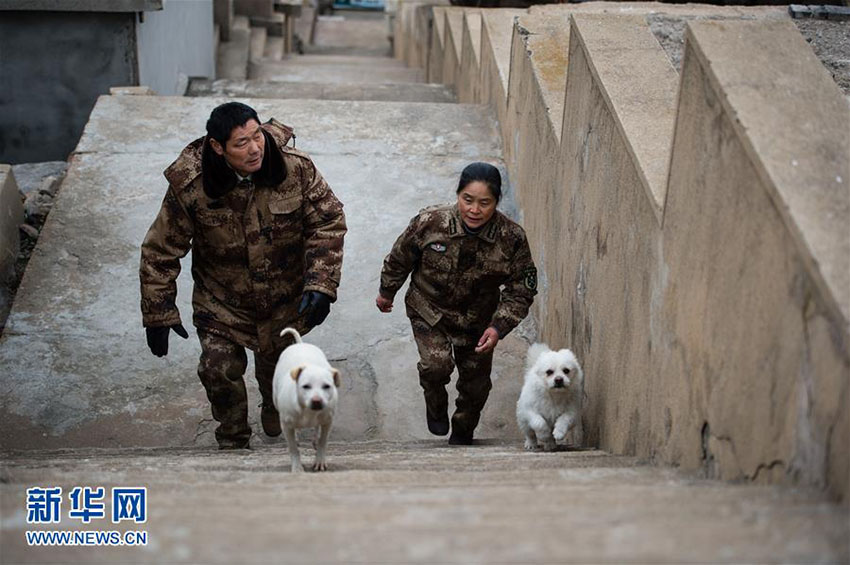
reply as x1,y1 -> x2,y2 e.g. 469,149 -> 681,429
140,119 -> 346,353
380,204 -> 536,342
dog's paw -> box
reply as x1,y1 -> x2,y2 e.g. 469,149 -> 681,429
542,438 -> 557,452
290,464 -> 305,474
553,429 -> 567,442
312,460 -> 328,472
523,438 -> 538,451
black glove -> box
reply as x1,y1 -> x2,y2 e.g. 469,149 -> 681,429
298,291 -> 331,328
145,324 -> 189,357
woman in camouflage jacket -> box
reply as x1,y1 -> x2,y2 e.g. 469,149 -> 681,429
376,162 -> 536,445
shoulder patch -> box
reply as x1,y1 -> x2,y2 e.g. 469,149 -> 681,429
523,265 -> 538,291
428,242 -> 447,253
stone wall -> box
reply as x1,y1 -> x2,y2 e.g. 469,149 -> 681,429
395,1 -> 850,501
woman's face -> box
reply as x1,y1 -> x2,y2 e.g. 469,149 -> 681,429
457,181 -> 497,230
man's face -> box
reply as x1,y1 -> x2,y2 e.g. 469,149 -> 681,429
210,119 -> 265,177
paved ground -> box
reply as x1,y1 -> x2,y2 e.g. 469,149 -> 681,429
2,441 -> 847,563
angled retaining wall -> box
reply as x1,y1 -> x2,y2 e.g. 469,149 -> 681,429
457,10 -> 482,103
657,19 -> 849,500
397,2 -> 849,501
479,9 -> 524,144
441,7 -> 466,89
550,14 -> 679,455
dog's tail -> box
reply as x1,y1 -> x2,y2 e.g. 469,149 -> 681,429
279,327 -> 303,343
526,343 -> 550,370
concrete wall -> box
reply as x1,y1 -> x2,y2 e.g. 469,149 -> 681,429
427,6 -> 447,83
0,166 -> 23,287
0,165 -> 23,331
457,10 -> 481,103
400,3 -> 850,500
137,0 -> 216,95
657,19 -> 849,501
440,7 -> 465,89
0,11 -> 137,163
550,13 -> 678,456
479,10 -> 523,146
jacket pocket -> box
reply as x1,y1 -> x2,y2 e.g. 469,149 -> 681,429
478,259 -> 511,288
196,209 -> 236,247
269,195 -> 303,242
418,248 -> 452,291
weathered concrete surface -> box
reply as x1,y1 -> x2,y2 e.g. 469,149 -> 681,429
187,78 -> 456,102
457,10 -> 481,104
216,15 -> 250,80
530,2 -> 787,19
265,54 -> 408,67
0,166 -> 23,283
479,9 -> 524,145
0,166 -> 23,329
657,20 -> 849,501
393,1 -> 424,63
249,25 -> 266,61
1,442 -> 847,563
503,12 -> 571,292
427,6 -> 447,83
262,34 -> 283,59
249,60 -> 424,83
441,7 -> 466,89
0,94 -> 528,451
543,14 -> 677,461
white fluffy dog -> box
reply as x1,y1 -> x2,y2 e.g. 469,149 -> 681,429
516,343 -> 583,451
272,328 -> 340,472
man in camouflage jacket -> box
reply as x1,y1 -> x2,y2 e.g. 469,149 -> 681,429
140,102 -> 346,449
378,197 -> 536,444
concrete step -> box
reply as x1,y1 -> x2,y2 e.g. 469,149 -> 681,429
249,59 -> 424,83
267,54 -> 409,67
249,26 -> 268,61
302,44 -> 392,57
187,78 -> 457,103
216,17 -> 251,80
0,94 -> 505,451
1,441 -> 846,562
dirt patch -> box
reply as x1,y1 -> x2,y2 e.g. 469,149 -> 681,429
794,19 -> 850,95
648,14 -> 850,95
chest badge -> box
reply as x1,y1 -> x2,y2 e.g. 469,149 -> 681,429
428,242 -> 447,253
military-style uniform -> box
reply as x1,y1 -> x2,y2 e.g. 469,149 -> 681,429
140,119 -> 346,447
380,204 -> 536,437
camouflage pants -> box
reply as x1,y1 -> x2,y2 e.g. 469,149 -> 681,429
409,315 -> 494,436
197,331 -> 281,448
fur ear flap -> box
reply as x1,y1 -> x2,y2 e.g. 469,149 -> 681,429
290,365 -> 305,381
331,369 -> 341,388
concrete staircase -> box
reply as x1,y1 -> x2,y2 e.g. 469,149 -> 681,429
0,7 -> 847,563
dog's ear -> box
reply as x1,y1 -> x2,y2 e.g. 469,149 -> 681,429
290,365 -> 305,381
331,368 -> 341,388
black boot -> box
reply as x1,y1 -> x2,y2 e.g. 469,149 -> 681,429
448,428 -> 473,445
260,402 -> 282,437
426,405 -> 450,436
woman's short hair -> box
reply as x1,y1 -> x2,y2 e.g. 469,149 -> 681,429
456,162 -> 502,202
206,102 -> 261,146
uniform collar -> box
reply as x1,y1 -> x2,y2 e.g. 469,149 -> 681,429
449,205 -> 498,243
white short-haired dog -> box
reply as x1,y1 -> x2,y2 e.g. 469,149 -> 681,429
273,328 -> 340,472
516,343 -> 583,451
